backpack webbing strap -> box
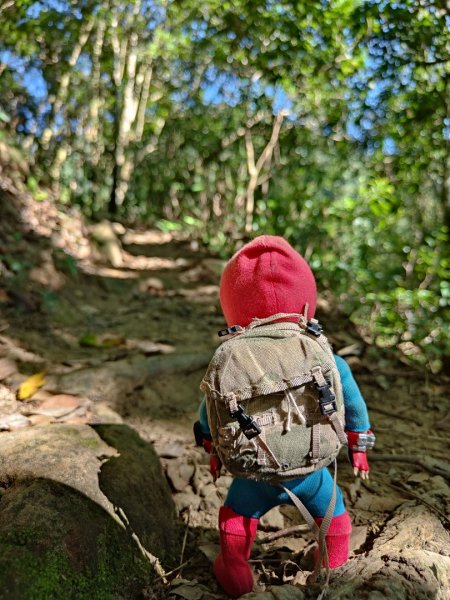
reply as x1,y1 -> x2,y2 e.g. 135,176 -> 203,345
254,435 -> 282,469
311,422 -> 321,462
328,412 -> 348,446
315,332 -> 334,357
312,459 -> 337,586
280,459 -> 338,592
311,367 -> 347,446
226,394 -> 282,469
247,313 -> 302,329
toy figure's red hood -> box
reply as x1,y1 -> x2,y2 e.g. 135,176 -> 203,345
219,235 -> 317,327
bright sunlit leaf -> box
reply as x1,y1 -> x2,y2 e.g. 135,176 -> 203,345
17,371 -> 46,401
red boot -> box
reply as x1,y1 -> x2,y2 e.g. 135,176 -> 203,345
314,511 -> 352,568
213,506 -> 259,598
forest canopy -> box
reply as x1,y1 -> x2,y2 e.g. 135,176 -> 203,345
0,0 -> 449,368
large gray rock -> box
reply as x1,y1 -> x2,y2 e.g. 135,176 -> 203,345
0,424 -> 181,599
326,502 -> 450,600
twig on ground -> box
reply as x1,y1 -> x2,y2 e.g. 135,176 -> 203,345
261,524 -> 311,543
160,559 -> 192,579
370,453 -> 450,480
178,507 -> 190,576
249,558 -> 286,563
114,505 -> 168,582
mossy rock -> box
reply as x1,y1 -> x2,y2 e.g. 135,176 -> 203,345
0,477 -> 151,599
94,423 -> 182,566
0,424 -> 182,599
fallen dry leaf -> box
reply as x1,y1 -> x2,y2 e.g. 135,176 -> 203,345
56,405 -> 89,422
79,333 -> 125,348
125,339 -> 174,355
198,543 -> 220,563
27,394 -> 84,418
17,371 -> 46,401
28,389 -> 53,402
169,579 -> 216,600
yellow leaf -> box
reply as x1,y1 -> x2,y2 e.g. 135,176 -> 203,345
17,371 -> 46,401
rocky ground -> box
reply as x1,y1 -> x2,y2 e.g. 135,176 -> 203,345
0,176 -> 449,599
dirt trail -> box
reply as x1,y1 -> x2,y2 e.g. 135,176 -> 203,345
0,194 -> 449,599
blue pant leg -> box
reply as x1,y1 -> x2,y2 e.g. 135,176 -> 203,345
225,478 -> 288,518
283,468 -> 346,518
224,468 -> 346,519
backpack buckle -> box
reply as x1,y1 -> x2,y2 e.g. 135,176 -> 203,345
218,325 -> 244,337
317,384 -> 337,416
230,404 -> 262,440
306,319 -> 323,337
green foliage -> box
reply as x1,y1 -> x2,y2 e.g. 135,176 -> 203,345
0,0 -> 449,367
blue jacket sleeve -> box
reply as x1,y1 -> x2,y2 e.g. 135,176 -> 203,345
334,354 -> 371,432
198,396 -> 211,436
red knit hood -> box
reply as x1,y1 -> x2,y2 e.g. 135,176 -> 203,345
219,235 -> 317,327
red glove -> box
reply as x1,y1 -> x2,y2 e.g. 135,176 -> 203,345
202,438 -> 223,480
346,429 -> 375,479
194,421 -> 222,480
209,452 -> 222,482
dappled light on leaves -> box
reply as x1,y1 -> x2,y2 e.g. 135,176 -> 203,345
0,0 -> 448,365
0,2 -> 449,598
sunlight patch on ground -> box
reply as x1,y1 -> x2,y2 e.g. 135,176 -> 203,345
80,264 -> 140,279
122,230 -> 173,245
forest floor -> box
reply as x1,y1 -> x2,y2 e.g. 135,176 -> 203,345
0,181 -> 449,599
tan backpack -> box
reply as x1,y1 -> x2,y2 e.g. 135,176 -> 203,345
200,313 -> 348,483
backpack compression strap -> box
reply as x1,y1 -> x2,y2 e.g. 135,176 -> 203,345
227,398 -> 282,469
311,366 -> 348,446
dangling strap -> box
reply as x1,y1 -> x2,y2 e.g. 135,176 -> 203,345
311,459 -> 337,585
254,436 -> 282,469
284,389 -> 306,432
280,459 -> 338,592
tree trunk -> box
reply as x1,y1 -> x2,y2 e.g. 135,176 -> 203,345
41,18 -> 95,151
244,110 -> 287,233
108,1 -> 145,213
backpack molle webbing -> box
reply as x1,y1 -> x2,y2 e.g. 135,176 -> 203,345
200,313 -> 347,483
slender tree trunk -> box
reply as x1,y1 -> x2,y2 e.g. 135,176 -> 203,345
443,89 -> 450,232
134,60 -> 153,141
109,84 -> 121,215
109,1 -> 146,213
41,18 -> 95,151
88,9 -> 107,167
244,110 -> 287,233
